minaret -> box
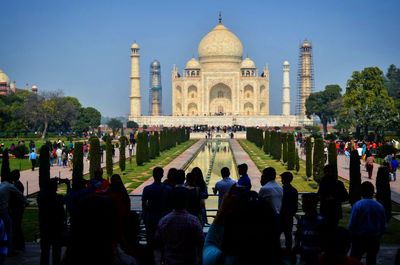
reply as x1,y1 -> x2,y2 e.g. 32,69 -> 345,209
129,42 -> 141,118
282,61 -> 290,116
296,40 -> 314,116
149,60 -> 162,116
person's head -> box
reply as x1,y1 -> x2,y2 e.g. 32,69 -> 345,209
152,167 -> 164,182
171,187 -> 188,210
261,167 -> 276,185
46,178 -> 59,194
175,169 -> 186,185
221,167 -> 230,178
238,163 -> 248,175
361,181 -> 374,199
301,193 -> 319,215
322,226 -> 352,258
110,174 -> 122,185
10,169 -> 20,182
323,164 -> 337,180
166,168 -> 177,185
191,167 -> 205,188
280,171 -> 293,185
94,168 -> 103,180
185,172 -> 196,186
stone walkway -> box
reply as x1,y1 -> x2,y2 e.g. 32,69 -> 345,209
20,147 -> 128,196
229,139 -> 261,191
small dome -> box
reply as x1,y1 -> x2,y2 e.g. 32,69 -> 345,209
185,58 -> 201,69
283,60 -> 290,66
32,85 -> 38,90
151,60 -> 160,68
198,23 -> 243,61
131,42 -> 139,49
0,69 -> 10,84
302,40 -> 311,48
241,57 -> 256,69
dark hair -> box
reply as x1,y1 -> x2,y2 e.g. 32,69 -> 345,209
186,172 -> 196,186
10,169 -> 21,181
221,167 -> 230,178
167,168 -> 177,181
175,170 -> 186,185
238,163 -> 248,174
361,181 -> 374,198
153,167 -> 164,181
191,167 -> 206,189
262,167 -> 276,180
280,171 -> 293,183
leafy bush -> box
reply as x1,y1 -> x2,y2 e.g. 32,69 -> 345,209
287,134 -> 295,170
119,136 -> 126,172
313,138 -> 325,183
89,137 -> 101,179
106,136 -> 113,177
72,142 -> 84,188
306,137 -> 312,180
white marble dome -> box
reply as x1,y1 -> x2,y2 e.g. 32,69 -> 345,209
198,23 -> 243,60
0,69 -> 10,84
185,58 -> 201,69
241,57 -> 256,68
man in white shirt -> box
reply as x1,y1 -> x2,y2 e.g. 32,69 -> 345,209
259,167 -> 283,215
213,167 -> 236,208
56,147 -> 63,166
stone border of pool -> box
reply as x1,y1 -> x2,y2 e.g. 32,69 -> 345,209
131,139 -> 206,195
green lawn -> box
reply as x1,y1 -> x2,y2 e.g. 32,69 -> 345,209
238,140 -> 319,192
22,207 -> 39,242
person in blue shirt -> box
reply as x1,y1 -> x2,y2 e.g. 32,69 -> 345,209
349,181 -> 386,265
391,156 -> 398,181
237,163 -> 251,190
29,149 -> 37,171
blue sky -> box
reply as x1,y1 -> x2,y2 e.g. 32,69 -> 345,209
1,0 -> 399,117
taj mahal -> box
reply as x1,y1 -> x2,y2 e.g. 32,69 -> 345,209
129,17 -> 313,127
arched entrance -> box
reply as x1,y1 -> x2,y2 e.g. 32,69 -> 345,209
209,83 -> 232,115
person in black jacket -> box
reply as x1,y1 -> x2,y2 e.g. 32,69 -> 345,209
279,172 -> 298,251
318,164 -> 349,228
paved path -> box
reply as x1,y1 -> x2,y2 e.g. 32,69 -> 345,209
229,139 -> 262,191
20,146 -> 129,196
298,146 -> 400,204
131,139 -> 205,195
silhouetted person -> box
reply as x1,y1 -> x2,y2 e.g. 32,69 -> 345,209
319,226 -> 363,265
237,163 -> 251,190
142,167 -> 172,249
89,168 -> 109,193
259,167 -> 283,215
375,165 -> 392,222
203,185 -> 281,265
318,164 -> 348,227
294,193 -> 324,265
279,171 -> 298,251
156,187 -> 204,265
9,170 -> 25,251
349,181 -> 386,265
185,172 -> 202,223
213,167 -> 236,208
163,168 -> 177,188
192,167 -> 208,224
38,178 -> 66,265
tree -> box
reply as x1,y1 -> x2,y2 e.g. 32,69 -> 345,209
327,141 -> 338,177
282,133 -> 288,164
106,136 -> 113,177
306,84 -> 342,136
343,67 -> 397,139
385,64 -> 400,99
263,131 -> 270,154
89,137 -> 101,179
313,138 -> 324,183
74,107 -> 101,132
287,134 -> 296,170
154,131 -> 160,157
119,136 -> 126,173
149,134 -> 156,159
72,142 -> 84,189
349,150 -> 361,205
107,118 -> 123,138
136,132 -> 147,166
126,120 -> 139,129
306,137 -> 312,181
1,149 -> 10,182
295,148 -> 300,173
39,145 -> 50,190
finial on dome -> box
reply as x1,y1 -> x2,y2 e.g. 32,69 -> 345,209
218,11 -> 222,24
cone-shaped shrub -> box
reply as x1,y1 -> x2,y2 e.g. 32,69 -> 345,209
149,133 -> 156,159
295,148 -> 300,173
72,142 -> 84,189
313,138 -> 325,183
119,136 -> 126,172
282,133 -> 288,164
154,131 -> 160,157
328,141 -> 338,177
287,134 -> 296,170
349,150 -> 361,205
89,137 -> 101,179
105,137 -> 113,177
39,145 -> 50,189
143,132 -> 150,162
306,137 -> 313,180
263,131 -> 270,154
275,132 -> 282,161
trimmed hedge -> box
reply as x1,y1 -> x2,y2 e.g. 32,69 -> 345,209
39,145 -> 50,190
328,141 -> 338,177
313,138 -> 325,183
106,136 -> 113,177
72,142 -> 84,188
119,136 -> 127,172
306,137 -> 312,180
287,134 -> 296,170
89,137 -> 101,179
